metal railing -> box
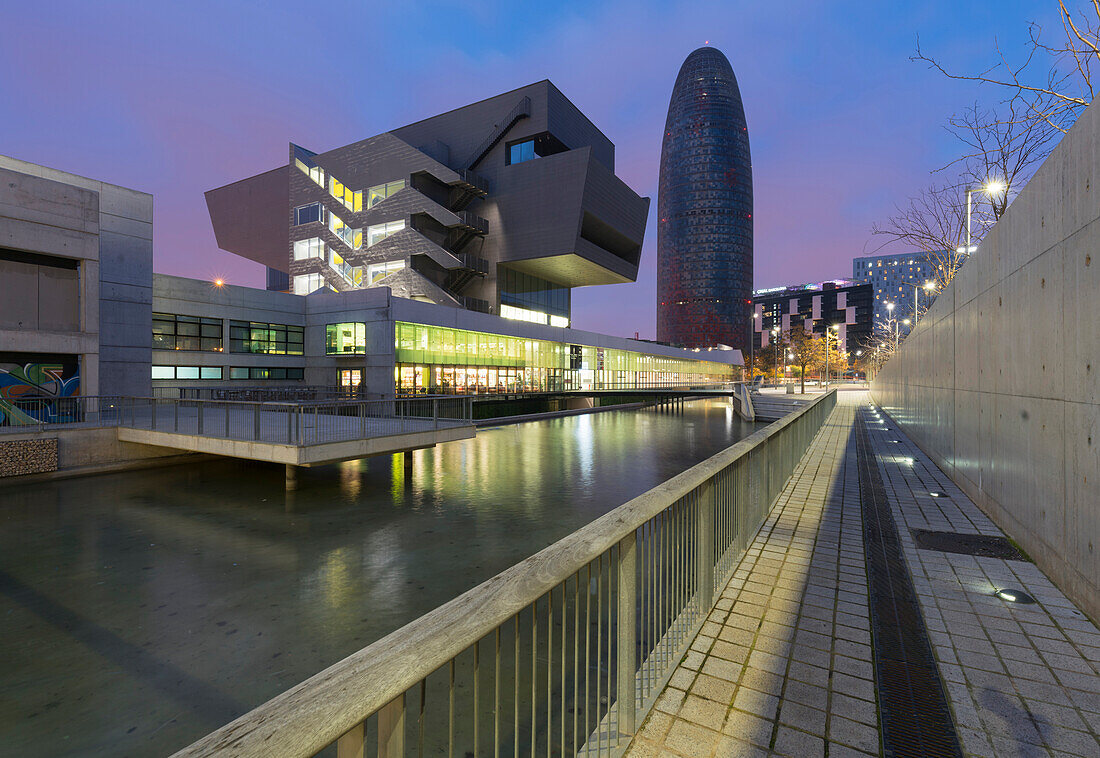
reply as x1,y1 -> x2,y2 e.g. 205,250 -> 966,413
172,390 -> 837,758
0,396 -> 473,445
0,396 -> 123,432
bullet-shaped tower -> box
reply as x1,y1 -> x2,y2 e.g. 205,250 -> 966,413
657,46 -> 753,350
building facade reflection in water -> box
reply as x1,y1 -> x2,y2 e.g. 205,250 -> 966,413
0,399 -> 758,757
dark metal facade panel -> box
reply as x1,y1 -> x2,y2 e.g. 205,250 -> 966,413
205,166 -> 289,271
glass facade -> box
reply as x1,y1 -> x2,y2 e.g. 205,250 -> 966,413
326,322 -> 367,355
229,321 -> 304,355
152,313 -> 223,351
393,321 -> 734,396
498,266 -> 569,319
656,47 -> 753,351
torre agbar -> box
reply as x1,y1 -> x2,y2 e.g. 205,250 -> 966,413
656,47 -> 753,351
184,81 -> 741,398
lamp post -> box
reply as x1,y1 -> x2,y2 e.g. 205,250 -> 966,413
749,312 -> 758,382
901,280 -> 937,327
824,323 -> 839,389
961,179 -> 1007,254
885,301 -> 896,353
771,326 -> 781,385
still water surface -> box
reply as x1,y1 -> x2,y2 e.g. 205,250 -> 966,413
0,400 -> 759,756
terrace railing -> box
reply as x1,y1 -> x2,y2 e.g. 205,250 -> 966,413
171,390 -> 837,758
0,396 -> 473,445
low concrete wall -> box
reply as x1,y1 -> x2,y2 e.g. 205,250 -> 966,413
871,98 -> 1100,621
0,426 -> 201,482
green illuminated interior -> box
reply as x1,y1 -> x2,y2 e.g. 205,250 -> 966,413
394,321 -> 734,394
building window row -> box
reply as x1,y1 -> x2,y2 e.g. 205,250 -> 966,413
151,365 -> 223,380
229,321 -> 304,355
151,365 -> 305,381
152,313 -> 223,352
228,367 -> 304,380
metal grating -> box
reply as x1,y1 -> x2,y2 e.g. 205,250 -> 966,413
911,529 -> 1027,561
856,416 -> 963,758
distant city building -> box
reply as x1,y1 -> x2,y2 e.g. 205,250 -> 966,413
852,251 -> 964,334
206,80 -> 650,330
657,46 -> 753,351
751,280 -> 873,356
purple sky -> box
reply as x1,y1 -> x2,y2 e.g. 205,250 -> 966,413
0,0 -> 1060,338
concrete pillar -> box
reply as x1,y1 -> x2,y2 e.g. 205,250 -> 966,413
285,464 -> 298,491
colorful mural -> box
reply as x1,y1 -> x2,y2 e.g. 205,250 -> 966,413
0,357 -> 80,426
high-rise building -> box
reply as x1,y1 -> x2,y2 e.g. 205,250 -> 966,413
657,46 -> 753,350
205,81 -> 650,331
852,251 -> 964,334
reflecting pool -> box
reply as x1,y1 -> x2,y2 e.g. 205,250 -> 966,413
0,399 -> 760,756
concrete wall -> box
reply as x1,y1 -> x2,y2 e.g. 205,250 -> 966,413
0,155 -> 154,397
870,98 -> 1100,621
0,427 -> 198,481
0,163 -> 102,395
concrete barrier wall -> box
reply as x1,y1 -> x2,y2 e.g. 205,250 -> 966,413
0,427 -> 200,482
871,98 -> 1100,621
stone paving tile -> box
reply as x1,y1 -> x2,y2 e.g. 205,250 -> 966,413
625,392 -> 1100,758
625,399 -> 870,757
862,397 -> 1100,758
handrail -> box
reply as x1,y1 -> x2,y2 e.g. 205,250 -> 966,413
171,390 -> 836,757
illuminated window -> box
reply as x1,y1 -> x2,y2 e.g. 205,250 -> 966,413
367,180 -> 406,208
366,259 -> 405,284
293,237 -> 324,260
229,321 -> 304,355
293,273 -> 325,295
329,176 -> 362,212
326,322 -> 367,354
294,159 -> 324,187
367,220 -> 405,247
329,215 -> 362,249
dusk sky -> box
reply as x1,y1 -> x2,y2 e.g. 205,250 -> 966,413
0,0 -> 1061,338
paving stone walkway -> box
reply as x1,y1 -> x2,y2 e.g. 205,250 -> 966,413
625,391 -> 1100,758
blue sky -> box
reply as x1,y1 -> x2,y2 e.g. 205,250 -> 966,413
0,0 -> 1064,337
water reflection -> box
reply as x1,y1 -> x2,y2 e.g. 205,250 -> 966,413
0,399 -> 759,757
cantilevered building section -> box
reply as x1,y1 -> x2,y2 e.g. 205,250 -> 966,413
657,46 -> 753,350
206,80 -> 650,329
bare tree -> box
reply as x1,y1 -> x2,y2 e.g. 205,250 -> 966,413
870,184 -> 972,290
914,2 -> 1098,134
940,93 -> 1064,220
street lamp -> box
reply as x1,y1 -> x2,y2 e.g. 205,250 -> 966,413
825,323 -> 839,389
960,179 -> 1007,254
749,312 -> 758,382
771,326 -> 781,385
901,280 -> 937,326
